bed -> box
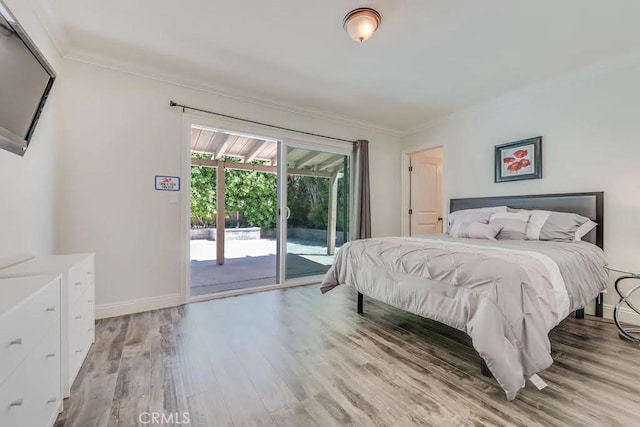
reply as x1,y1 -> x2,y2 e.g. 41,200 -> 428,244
320,192 -> 607,400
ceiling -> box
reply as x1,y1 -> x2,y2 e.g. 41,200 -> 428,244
43,0 -> 640,131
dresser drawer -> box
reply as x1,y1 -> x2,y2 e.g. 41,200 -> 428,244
0,278 -> 59,384
0,368 -> 34,427
68,308 -> 91,359
67,256 -> 94,305
0,319 -> 60,427
31,323 -> 62,427
67,287 -> 94,379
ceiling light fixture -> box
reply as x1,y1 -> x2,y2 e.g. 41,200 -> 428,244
343,8 -> 381,43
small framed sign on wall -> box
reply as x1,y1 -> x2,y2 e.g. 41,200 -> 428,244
155,175 -> 180,191
495,136 -> 542,183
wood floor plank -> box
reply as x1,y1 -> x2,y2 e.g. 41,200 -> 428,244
57,284 -> 640,427
185,388 -> 235,427
210,354 -> 274,427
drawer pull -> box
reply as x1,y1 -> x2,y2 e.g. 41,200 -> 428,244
76,349 -> 82,353
88,299 -> 94,303
9,338 -> 22,345
75,315 -> 82,320
87,271 -> 93,275
47,398 -> 57,404
46,306 -> 56,312
9,399 -> 23,407
46,352 -> 56,358
88,328 -> 94,332
75,281 -> 82,286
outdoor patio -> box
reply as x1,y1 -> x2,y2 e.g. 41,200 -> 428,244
189,238 -> 337,296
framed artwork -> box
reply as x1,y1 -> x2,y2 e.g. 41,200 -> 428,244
495,137 -> 542,183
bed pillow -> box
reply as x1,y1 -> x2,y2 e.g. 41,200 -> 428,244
447,206 -> 508,232
449,222 -> 504,240
575,220 -> 597,241
507,208 -> 595,242
489,211 -> 531,240
447,211 -> 493,235
524,210 -> 591,242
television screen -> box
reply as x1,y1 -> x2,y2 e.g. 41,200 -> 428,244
0,4 -> 55,156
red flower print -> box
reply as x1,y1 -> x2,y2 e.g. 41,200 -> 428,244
507,162 -> 523,172
503,157 -> 515,163
519,159 -> 531,167
513,149 -> 528,159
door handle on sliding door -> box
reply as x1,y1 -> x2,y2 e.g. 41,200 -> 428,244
285,206 -> 291,220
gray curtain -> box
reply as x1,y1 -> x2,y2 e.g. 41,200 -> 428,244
352,140 -> 371,239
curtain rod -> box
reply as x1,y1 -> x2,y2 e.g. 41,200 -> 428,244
169,101 -> 357,144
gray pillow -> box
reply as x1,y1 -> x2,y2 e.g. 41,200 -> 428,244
449,222 -> 504,240
490,212 -> 531,240
524,210 -> 590,242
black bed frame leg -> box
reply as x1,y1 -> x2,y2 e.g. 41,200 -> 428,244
575,308 -> 585,319
357,292 -> 363,314
595,292 -> 604,318
481,360 -> 493,378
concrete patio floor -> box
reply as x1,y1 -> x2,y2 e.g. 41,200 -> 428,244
189,238 -> 336,296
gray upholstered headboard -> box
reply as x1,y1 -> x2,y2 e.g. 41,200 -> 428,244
449,192 -> 604,249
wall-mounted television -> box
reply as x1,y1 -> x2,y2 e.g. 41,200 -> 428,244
0,1 -> 56,156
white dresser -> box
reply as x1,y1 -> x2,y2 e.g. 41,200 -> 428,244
0,275 -> 62,427
0,254 -> 95,398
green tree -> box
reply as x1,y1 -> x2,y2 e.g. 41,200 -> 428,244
190,154 -> 216,227
190,155 -> 277,229
190,154 -> 348,233
225,161 -> 277,229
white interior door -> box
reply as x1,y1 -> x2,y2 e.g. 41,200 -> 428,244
410,149 -> 443,235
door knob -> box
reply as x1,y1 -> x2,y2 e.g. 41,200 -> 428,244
437,217 -> 443,221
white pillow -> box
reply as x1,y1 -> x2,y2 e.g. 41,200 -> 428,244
449,222 -> 504,240
447,206 -> 508,228
575,220 -> 597,241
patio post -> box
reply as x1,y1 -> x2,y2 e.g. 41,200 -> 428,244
216,163 -> 225,265
327,172 -> 339,255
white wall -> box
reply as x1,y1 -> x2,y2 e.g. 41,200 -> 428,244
402,57 -> 640,320
0,0 -> 61,260
54,59 -> 401,316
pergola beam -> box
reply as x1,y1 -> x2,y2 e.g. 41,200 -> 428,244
216,164 -> 225,265
191,158 -> 333,178
317,156 -> 344,172
215,134 -> 237,160
209,132 -> 228,154
244,140 -> 268,163
295,151 -> 323,168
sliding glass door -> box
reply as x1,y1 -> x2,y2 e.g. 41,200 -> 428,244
277,142 -> 351,283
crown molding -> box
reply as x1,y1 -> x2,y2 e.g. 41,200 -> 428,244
61,47 -> 404,139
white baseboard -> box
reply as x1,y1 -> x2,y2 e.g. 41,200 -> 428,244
603,304 -> 640,326
95,293 -> 183,319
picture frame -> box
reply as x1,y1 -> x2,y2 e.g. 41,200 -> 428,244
494,136 -> 542,183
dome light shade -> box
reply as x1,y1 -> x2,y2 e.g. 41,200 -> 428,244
343,8 -> 381,43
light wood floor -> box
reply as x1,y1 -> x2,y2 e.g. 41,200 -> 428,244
55,284 -> 640,427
